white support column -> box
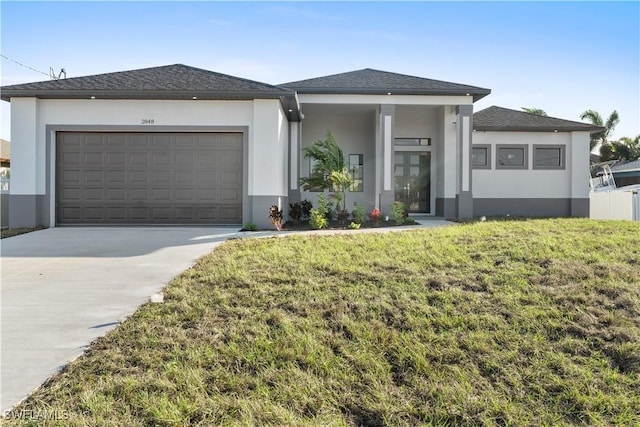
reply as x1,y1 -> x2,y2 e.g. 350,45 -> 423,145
290,121 -> 299,191
377,104 -> 395,210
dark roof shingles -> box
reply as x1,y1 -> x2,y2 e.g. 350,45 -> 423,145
473,106 -> 604,133
280,68 -> 490,99
1,64 -> 290,99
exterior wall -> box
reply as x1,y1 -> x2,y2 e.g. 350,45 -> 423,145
9,97 -> 288,228
298,105 -> 376,212
250,99 -> 290,227
472,130 -> 590,217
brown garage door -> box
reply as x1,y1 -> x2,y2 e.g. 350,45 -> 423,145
56,132 -> 243,224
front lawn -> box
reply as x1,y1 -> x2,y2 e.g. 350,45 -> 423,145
5,219 -> 640,426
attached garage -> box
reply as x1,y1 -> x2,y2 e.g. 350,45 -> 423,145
56,132 -> 243,225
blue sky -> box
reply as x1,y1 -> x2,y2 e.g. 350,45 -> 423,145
1,1 -> 639,141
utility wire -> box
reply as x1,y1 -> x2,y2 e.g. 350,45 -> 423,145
0,54 -> 50,78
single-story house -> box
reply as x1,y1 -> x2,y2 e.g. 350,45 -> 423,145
0,64 -> 603,228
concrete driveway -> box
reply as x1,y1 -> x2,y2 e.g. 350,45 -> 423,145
0,226 -> 270,414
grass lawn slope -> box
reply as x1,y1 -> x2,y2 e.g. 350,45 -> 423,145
5,219 -> 640,426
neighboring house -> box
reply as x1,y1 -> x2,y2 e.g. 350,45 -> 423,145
0,138 -> 10,168
0,64 -> 603,228
0,138 -> 10,229
609,159 -> 640,187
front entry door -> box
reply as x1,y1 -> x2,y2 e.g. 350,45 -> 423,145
394,152 -> 431,213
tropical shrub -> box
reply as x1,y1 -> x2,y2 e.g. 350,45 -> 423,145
391,201 -> 406,225
269,205 -> 283,231
351,203 -> 366,224
309,194 -> 329,230
299,131 -> 353,213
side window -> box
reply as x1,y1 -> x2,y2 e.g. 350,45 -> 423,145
533,145 -> 565,169
496,144 -> 528,169
472,145 -> 491,169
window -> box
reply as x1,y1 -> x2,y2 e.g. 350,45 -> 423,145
395,138 -> 431,146
533,145 -> 565,169
472,145 -> 491,169
349,154 -> 363,192
496,144 -> 528,169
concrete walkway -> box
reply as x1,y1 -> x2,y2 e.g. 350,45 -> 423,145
0,219 -> 452,413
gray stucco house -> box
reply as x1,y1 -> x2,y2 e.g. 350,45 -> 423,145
0,64 -> 602,228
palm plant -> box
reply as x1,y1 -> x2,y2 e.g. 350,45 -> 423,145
299,131 -> 353,213
580,109 -> 620,152
611,135 -> 640,161
521,107 -> 547,116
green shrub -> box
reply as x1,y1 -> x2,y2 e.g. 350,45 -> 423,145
391,201 -> 406,225
243,222 -> 257,231
348,222 -> 361,230
288,200 -> 313,225
310,194 -> 329,230
351,203 -> 366,224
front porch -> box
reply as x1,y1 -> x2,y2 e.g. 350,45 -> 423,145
289,102 -> 475,219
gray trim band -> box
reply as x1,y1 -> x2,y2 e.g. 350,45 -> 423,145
474,198 -> 589,218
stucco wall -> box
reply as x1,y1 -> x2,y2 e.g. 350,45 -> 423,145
9,97 -> 289,227
471,130 -> 590,217
472,131 -> 588,199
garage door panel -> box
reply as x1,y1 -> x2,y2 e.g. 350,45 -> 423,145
220,188 -> 241,202
130,134 -> 150,147
62,170 -> 80,183
107,189 -> 126,201
129,170 -> 149,184
107,152 -> 126,165
152,134 -> 173,147
175,152 -> 194,167
106,207 -> 126,220
129,152 -> 148,165
84,189 -> 104,201
61,152 -> 80,165
84,170 -> 103,183
57,132 -> 243,224
107,171 -> 126,183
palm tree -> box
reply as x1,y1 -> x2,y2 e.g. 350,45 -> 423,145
579,109 -> 619,152
522,107 -> 547,116
299,131 -> 353,213
611,135 -> 640,161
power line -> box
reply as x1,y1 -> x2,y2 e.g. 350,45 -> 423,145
0,54 -> 50,78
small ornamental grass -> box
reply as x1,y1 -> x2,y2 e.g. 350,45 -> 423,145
5,219 -> 640,426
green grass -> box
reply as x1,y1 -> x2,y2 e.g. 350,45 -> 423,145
5,219 -> 640,426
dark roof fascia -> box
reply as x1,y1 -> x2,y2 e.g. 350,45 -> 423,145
474,125 -> 605,134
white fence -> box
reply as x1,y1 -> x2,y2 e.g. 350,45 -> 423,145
590,189 -> 640,221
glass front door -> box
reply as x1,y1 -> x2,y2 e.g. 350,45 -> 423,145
394,152 -> 431,213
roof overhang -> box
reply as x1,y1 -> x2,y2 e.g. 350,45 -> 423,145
474,125 -> 605,134
290,87 -> 491,102
1,90 -> 303,122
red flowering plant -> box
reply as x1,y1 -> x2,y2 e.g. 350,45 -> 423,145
368,207 -> 381,226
